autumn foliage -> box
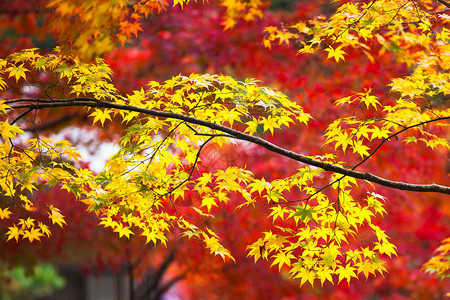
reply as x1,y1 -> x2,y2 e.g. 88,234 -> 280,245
0,0 -> 449,298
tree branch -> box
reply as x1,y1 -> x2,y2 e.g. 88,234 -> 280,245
6,98 -> 450,194
436,0 -> 450,8
136,250 -> 177,300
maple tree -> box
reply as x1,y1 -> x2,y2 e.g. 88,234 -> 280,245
0,0 -> 449,298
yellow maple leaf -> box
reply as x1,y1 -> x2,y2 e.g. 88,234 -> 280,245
114,224 -> 134,239
0,120 -> 24,140
89,108 -> 112,126
221,18 -> 237,30
39,222 -> 52,238
23,228 -> 43,242
357,260 -> 375,279
0,207 -> 12,219
325,45 -> 346,62
351,140 -> 371,158
6,225 -> 21,242
201,196 -> 218,212
374,241 -> 398,258
48,205 -> 67,227
6,64 -> 29,82
173,0 -> 189,8
244,117 -> 259,135
18,217 -> 35,228
317,268 -> 334,286
271,251 -> 295,271
336,265 -> 358,285
293,267 -> 316,287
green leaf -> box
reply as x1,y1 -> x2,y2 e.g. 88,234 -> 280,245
292,206 -> 315,223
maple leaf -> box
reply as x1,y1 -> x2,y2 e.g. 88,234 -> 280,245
201,196 -> 218,212
351,140 -> 371,158
120,20 -> 143,38
361,93 -> 380,109
244,117 -> 259,135
114,224 -> 135,239
48,205 -> 67,227
357,260 -> 375,279
317,267 -> 334,286
262,115 -> 281,135
192,207 -> 214,218
325,45 -> 346,62
292,205 -> 315,223
6,225 -> 21,242
246,238 -> 266,262
271,251 -> 295,271
336,265 -> 358,285
221,18 -> 237,30
370,126 -> 390,140
0,120 -> 24,140
18,217 -> 35,228
357,207 -> 374,223
374,241 -> 398,258
277,31 -> 293,45
248,178 -> 272,195
269,205 -> 288,222
197,173 -> 212,187
293,267 -> 316,287
180,221 -> 202,241
173,0 -> 189,8
89,108 -> 112,126
23,228 -> 43,242
6,64 -> 29,81
39,222 -> 52,238
0,207 -> 12,219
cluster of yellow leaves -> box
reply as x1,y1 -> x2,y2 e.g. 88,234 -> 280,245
278,0 -> 450,155
326,46 -> 449,155
219,0 -> 266,30
0,48 -> 118,105
262,0 -> 450,147
113,73 -> 310,133
91,149 -> 251,259
0,125 -> 76,242
423,237 -> 450,280
2,205 -> 66,243
259,0 -> 449,286
324,90 -> 394,158
383,23 -> 450,149
264,0 -> 450,60
0,130 -> 88,242
0,50 -> 105,241
86,71 -> 308,261
244,164 -> 395,286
